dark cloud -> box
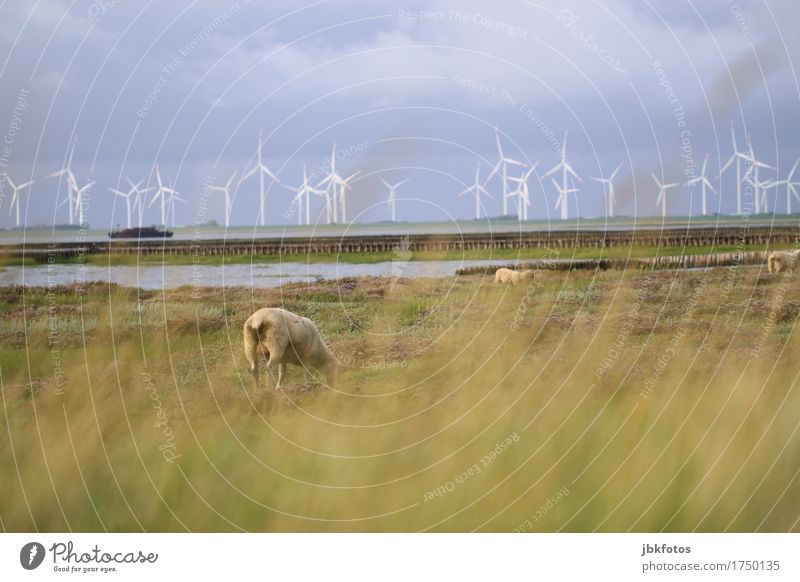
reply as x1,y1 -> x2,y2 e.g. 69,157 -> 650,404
0,0 -> 797,227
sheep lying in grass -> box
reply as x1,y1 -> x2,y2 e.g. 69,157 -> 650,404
494,267 -> 534,286
243,307 -> 337,390
767,249 -> 800,274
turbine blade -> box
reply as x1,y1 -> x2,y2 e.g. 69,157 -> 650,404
241,165 -> 258,181
542,165 -> 561,178
487,161 -> 502,180
504,157 -> 527,167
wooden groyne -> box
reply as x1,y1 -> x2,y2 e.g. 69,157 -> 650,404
455,250 -> 771,275
1,226 -> 797,262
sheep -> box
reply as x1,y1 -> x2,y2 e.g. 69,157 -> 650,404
494,267 -> 534,286
767,249 -> 800,274
243,307 -> 337,390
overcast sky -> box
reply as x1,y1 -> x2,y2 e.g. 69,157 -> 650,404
0,0 -> 798,229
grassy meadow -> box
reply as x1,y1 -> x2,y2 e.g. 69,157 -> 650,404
2,263 -> 800,532
0,242 -> 776,268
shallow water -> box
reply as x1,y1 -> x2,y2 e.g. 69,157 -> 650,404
0,259 -> 516,290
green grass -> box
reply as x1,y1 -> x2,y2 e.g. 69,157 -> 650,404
0,242 -> 778,268
2,268 -> 800,532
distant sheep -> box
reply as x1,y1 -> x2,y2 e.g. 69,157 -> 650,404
495,267 -> 534,286
767,249 -> 800,274
243,307 -> 337,390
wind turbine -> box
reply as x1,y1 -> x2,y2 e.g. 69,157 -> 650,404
458,163 -> 492,220
47,136 -> 78,224
70,178 -> 94,227
717,122 -> 750,214
209,171 -> 237,227
551,178 -> 579,220
126,178 -> 153,227
284,164 -> 325,225
744,175 -> 770,214
316,144 -> 355,224
381,178 -> 408,222
652,174 -> 680,218
741,138 -> 775,214
336,171 -> 360,223
108,184 -> 137,228
764,160 -> 800,215
2,174 -> 34,227
507,164 -> 538,221
544,130 -> 582,220
685,154 -> 717,216
487,128 -> 527,216
149,165 -> 178,226
167,188 -> 186,228
241,130 -> 280,226
590,162 -> 623,218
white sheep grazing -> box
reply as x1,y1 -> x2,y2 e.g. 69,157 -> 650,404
243,307 -> 337,390
494,267 -> 533,286
768,249 -> 800,274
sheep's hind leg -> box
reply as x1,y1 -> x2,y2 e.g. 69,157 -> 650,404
275,363 -> 286,389
249,362 -> 259,391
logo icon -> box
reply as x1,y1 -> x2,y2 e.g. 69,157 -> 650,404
20,542 -> 45,570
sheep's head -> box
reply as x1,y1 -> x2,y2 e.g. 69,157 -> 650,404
321,356 -> 339,387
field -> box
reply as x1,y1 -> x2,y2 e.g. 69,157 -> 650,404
0,243 -> 782,268
2,261 -> 800,532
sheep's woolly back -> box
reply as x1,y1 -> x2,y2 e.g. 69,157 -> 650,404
768,250 -> 800,274
495,267 -> 533,286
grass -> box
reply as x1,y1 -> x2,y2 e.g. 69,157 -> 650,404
0,242 -> 779,267
1,266 -> 800,532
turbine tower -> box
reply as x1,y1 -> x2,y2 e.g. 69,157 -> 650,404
2,174 -> 34,227
717,122 -> 749,214
209,171 -> 237,227
652,174 -> 680,218
590,162 -> 623,219
686,154 -> 717,216
544,130 -> 582,220
381,178 -> 408,222
241,130 -> 280,226
487,128 -> 527,216
458,163 -> 492,220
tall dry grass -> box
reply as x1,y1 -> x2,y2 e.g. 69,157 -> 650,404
1,266 -> 799,532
